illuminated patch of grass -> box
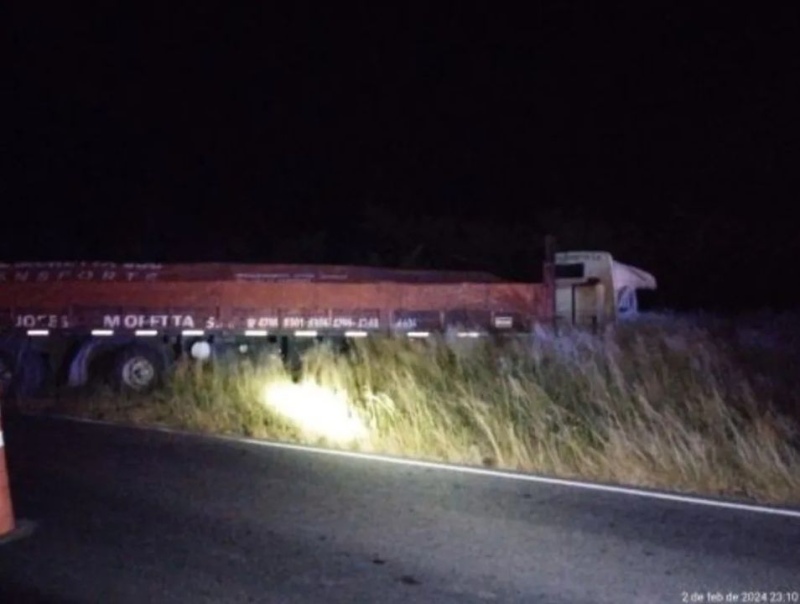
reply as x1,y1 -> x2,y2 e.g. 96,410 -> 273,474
33,312 -> 800,506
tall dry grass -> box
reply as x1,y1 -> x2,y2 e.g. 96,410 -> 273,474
59,312 -> 800,505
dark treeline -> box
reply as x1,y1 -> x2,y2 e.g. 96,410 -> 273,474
3,201 -> 795,313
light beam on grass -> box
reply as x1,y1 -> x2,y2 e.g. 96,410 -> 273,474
263,380 -> 369,443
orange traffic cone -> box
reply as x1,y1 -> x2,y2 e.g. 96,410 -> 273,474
0,405 -> 16,538
0,402 -> 35,545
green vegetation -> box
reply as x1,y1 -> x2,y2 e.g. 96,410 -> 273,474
33,313 -> 800,506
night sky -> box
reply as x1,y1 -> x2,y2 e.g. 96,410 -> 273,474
7,4 -> 800,311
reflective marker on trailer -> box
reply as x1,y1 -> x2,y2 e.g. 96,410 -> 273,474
457,331 -> 483,338
494,317 -> 513,328
294,330 -> 318,337
407,331 -> 430,338
244,329 -> 269,337
91,329 -> 114,336
181,329 -> 205,337
26,329 -> 49,337
135,330 -> 158,337
344,330 -> 368,338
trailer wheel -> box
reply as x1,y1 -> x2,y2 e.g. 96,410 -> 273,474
0,349 -> 49,400
112,345 -> 163,393
0,351 -> 15,397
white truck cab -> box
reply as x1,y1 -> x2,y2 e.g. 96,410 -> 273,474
554,251 -> 656,327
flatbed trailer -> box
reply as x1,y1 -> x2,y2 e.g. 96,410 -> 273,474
0,260 -> 554,395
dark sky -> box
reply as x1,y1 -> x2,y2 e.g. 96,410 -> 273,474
6,4 -> 800,310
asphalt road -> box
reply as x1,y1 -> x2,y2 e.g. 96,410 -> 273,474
1,415 -> 799,603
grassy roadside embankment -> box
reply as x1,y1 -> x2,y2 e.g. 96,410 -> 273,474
22,312 -> 800,506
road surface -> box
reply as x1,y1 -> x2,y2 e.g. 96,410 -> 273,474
1,415 -> 798,603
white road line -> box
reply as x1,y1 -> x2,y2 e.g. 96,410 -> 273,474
39,413 -> 800,519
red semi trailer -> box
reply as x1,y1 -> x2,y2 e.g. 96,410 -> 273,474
0,259 -> 555,396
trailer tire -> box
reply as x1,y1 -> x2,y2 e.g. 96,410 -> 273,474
0,349 -> 49,400
111,345 -> 164,393
0,351 -> 14,397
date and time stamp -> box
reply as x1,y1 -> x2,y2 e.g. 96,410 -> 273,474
681,592 -> 798,603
